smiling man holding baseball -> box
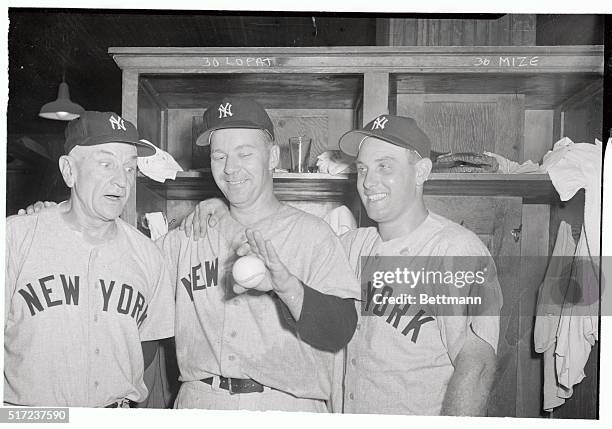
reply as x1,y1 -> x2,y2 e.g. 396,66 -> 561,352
155,97 -> 359,411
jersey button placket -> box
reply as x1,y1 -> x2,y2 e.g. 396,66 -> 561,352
344,342 -> 359,410
88,247 -> 101,405
227,300 -> 239,341
222,296 -> 241,373
346,362 -> 356,405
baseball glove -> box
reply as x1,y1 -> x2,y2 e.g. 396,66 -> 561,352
432,152 -> 499,173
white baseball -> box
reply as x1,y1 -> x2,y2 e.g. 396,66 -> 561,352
232,255 -> 266,289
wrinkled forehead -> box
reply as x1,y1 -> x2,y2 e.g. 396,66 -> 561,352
70,142 -> 138,160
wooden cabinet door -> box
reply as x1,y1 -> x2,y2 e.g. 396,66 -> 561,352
423,195 -> 522,256
424,196 -> 524,417
396,94 -> 525,162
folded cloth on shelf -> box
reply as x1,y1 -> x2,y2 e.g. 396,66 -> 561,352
484,151 -> 545,174
432,152 -> 499,173
316,150 -> 356,175
137,139 -> 183,182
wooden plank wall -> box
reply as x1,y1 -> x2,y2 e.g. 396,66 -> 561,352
561,85 -> 604,143
517,204 -> 550,417
517,110 -> 555,416
137,82 -> 163,148
377,15 -> 536,46
524,111 -> 554,163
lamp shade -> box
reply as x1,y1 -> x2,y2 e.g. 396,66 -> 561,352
39,81 -> 85,121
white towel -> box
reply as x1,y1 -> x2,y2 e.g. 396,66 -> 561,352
137,139 -> 183,183
144,212 -> 168,241
535,136 -> 603,412
316,151 -> 356,175
323,206 -> 357,236
543,137 -> 601,259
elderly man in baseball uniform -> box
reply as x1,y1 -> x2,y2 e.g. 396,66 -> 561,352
4,111 -> 175,407
183,115 -> 502,416
156,97 -> 359,411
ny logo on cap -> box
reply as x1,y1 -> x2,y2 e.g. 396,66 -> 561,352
372,116 -> 388,130
109,115 -> 127,131
218,102 -> 233,119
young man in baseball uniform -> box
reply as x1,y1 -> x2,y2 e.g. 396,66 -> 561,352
4,111 -> 175,407
334,115 -> 502,415
156,98 -> 359,411
183,115 -> 502,416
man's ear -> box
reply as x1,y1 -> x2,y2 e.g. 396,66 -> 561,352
269,144 -> 280,170
415,157 -> 432,187
59,155 -> 77,188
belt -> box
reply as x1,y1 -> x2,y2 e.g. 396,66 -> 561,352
200,376 -> 264,394
105,399 -> 133,408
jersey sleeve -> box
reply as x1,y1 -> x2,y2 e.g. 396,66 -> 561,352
304,224 -> 361,300
4,215 -> 38,327
5,220 -> 18,326
339,228 -> 379,277
138,243 -> 175,341
154,230 -> 182,299
294,284 -> 358,352
433,236 -> 503,362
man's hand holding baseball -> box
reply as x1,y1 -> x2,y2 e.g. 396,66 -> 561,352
233,229 -> 304,320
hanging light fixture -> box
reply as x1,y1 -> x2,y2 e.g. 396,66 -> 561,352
39,78 -> 84,121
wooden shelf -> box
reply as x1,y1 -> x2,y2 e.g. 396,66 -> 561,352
425,173 -> 557,204
138,171 -> 356,202
138,171 -> 558,204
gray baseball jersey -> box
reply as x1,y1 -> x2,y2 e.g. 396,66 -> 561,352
338,212 -> 502,415
156,203 -> 359,403
4,207 -> 175,407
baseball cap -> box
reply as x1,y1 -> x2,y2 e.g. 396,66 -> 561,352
339,115 -> 431,158
64,111 -> 155,157
195,97 -> 275,146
